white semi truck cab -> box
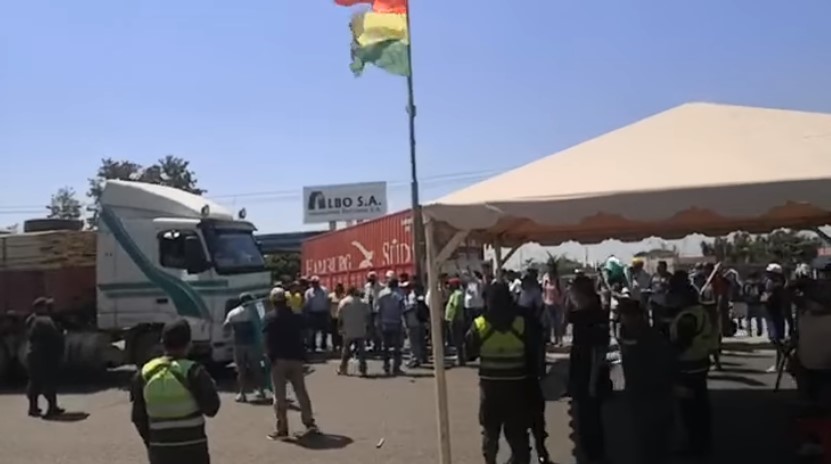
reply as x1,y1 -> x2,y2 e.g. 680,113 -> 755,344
97,180 -> 272,366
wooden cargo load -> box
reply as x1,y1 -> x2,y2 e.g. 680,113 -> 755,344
0,231 -> 97,317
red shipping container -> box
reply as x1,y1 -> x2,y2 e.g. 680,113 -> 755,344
301,210 -> 487,290
301,210 -> 415,290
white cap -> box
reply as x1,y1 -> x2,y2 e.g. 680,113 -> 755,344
269,287 -> 287,302
766,263 -> 783,274
385,270 -> 396,280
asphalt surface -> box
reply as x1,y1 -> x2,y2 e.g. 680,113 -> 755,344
0,340 -> 799,464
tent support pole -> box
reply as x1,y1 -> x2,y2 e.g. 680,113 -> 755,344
813,227 -> 831,245
425,223 -> 467,464
501,246 -> 519,268
493,241 -> 504,278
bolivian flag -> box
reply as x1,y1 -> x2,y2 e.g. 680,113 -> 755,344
335,0 -> 411,77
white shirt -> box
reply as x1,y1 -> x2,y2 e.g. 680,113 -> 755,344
629,269 -> 652,301
338,296 -> 371,339
464,278 -> 485,309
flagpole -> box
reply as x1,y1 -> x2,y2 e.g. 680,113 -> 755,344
404,4 -> 452,464
405,9 -> 424,282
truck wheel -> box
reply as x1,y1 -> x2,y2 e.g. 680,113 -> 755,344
131,330 -> 162,368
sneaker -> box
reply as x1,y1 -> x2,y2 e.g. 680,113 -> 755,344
393,368 -> 405,376
267,430 -> 289,440
27,408 -> 41,417
306,424 -> 320,435
254,390 -> 268,401
766,365 -> 778,373
235,394 -> 248,403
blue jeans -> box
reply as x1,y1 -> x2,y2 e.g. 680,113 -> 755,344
545,304 -> 564,342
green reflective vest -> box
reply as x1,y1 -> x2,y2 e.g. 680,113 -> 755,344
474,315 -> 527,380
669,306 -> 713,374
141,356 -> 206,448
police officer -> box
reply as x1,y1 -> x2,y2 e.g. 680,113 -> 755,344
618,296 -> 675,464
131,319 -> 221,464
466,282 -> 537,464
25,297 -> 65,418
515,272 -> 552,463
669,274 -> 714,459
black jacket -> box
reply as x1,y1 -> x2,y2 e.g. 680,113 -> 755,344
25,314 -> 65,362
262,306 -> 307,362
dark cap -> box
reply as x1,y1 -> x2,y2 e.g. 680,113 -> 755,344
239,292 -> 255,303
162,319 -> 191,350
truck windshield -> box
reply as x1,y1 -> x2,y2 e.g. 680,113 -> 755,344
203,228 -> 266,275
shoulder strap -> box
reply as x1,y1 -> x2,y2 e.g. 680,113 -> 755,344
506,317 -> 524,341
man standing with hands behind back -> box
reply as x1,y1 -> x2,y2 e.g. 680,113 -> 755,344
25,297 -> 65,418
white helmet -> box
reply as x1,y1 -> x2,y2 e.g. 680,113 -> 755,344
765,263 -> 783,274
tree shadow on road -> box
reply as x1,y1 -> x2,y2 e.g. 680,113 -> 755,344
708,373 -> 768,387
542,364 -> 799,463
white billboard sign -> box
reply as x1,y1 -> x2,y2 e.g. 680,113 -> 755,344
302,181 -> 387,224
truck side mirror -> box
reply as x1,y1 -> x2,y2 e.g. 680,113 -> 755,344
184,235 -> 210,274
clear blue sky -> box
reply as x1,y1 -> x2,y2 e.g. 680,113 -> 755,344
2,0 -> 830,259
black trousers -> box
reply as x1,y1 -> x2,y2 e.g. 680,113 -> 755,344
27,357 -> 59,411
527,379 -> 550,461
480,380 -> 530,464
148,442 -> 210,464
307,312 -> 330,350
451,319 -> 467,366
572,396 -> 605,461
629,396 -> 674,464
676,371 -> 712,455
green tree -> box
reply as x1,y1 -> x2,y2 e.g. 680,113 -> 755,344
46,187 -> 83,221
86,156 -> 204,228
265,253 -> 301,283
700,230 -> 821,266
544,252 -> 583,275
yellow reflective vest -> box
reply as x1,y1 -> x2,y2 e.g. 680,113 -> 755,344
474,315 -> 527,380
141,356 -> 206,447
669,306 -> 713,374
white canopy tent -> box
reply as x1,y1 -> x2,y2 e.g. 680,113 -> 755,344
419,102 -> 831,463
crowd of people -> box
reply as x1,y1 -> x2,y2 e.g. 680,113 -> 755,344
20,253 -> 831,464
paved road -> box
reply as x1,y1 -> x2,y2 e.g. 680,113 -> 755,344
0,342 -> 798,464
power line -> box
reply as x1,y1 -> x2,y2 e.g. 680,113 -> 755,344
207,168 -> 502,200
0,168 -> 505,211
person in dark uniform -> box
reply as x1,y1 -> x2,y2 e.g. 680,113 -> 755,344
618,295 -> 675,464
668,272 -> 714,459
131,319 -> 221,464
564,274 -> 611,464
25,297 -> 65,418
514,274 -> 552,463
466,282 -> 537,464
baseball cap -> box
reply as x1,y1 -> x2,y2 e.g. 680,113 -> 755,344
270,287 -> 287,302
